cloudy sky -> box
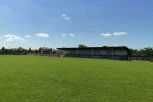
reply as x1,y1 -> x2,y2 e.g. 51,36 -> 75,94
0,0 -> 153,49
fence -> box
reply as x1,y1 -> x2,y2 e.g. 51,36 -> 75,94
128,56 -> 153,62
27,53 -> 58,57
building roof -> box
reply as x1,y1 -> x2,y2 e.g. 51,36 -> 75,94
57,46 -> 130,51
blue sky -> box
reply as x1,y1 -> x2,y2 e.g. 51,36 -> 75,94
0,0 -> 153,49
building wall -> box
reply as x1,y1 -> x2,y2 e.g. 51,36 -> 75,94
113,50 -> 128,55
63,49 -> 128,56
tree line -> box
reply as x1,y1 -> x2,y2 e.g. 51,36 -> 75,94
0,46 -> 153,56
130,47 -> 153,56
0,47 -> 57,55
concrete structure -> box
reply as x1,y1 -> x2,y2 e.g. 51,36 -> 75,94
57,46 -> 131,60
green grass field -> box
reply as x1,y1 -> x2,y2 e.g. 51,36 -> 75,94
0,56 -> 153,102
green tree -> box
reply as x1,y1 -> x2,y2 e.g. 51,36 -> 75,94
28,48 -> 32,53
78,44 -> 87,48
130,47 -> 153,56
143,47 -> 153,56
1,47 -> 5,54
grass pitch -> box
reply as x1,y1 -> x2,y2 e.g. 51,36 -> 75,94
0,56 -> 153,102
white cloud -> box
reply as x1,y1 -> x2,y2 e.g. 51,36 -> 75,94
24,35 -> 31,38
61,33 -> 66,37
62,14 -> 71,21
100,33 -> 112,37
61,33 -> 75,37
100,32 -> 128,37
35,33 -> 49,38
113,32 -> 128,36
4,34 -> 25,42
69,34 -> 75,37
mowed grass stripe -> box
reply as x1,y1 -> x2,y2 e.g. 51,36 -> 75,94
0,56 -> 153,102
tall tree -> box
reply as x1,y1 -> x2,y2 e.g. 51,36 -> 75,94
28,48 -> 32,53
1,47 -> 5,54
